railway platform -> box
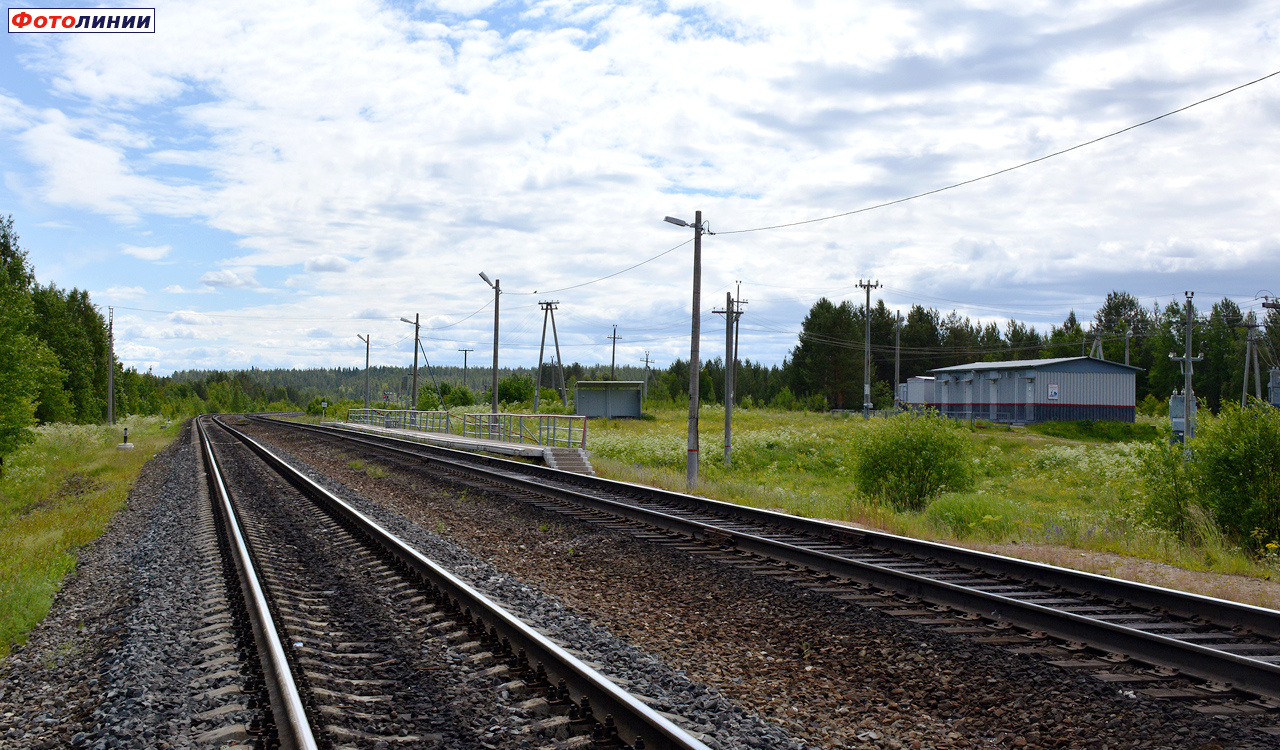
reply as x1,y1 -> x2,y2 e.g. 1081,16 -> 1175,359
324,419 -> 595,475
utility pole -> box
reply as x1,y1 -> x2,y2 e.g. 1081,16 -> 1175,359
1090,330 -> 1104,359
479,272 -> 500,413
399,314 -> 421,409
608,325 -> 620,379
857,279 -> 881,417
357,334 -> 370,409
894,311 -> 903,409
458,348 -> 473,391
1124,328 -> 1132,366
1168,292 -> 1203,441
534,302 -> 557,412
533,301 -> 567,410
641,351 -> 655,401
663,211 -> 710,490
1243,312 -> 1263,407
714,292 -> 739,466
107,307 -> 115,425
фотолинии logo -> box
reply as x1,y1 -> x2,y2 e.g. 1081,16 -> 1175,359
8,8 -> 154,32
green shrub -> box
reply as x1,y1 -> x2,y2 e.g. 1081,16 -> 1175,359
1138,426 -> 1197,540
1138,393 -> 1168,417
1191,403 -> 1280,546
497,375 -> 534,404
444,385 -> 476,408
852,411 -> 974,510
770,386 -> 798,411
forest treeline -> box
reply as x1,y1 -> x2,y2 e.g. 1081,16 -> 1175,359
648,293 -> 1280,413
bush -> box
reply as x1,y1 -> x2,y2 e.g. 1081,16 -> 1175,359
416,389 -> 442,410
1191,403 -> 1280,546
1138,393 -> 1168,417
1138,404 -> 1280,550
497,375 -> 534,404
851,410 -> 975,510
770,386 -> 798,411
925,494 -> 1024,540
444,385 -> 475,408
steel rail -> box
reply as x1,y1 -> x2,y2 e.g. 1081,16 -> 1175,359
253,416 -> 1280,700
197,417 -> 320,750
218,417 -> 711,750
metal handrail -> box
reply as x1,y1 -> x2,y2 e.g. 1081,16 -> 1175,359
461,413 -> 586,448
348,408 -> 451,435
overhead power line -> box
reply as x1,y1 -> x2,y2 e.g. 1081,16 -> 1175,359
717,69 -> 1280,235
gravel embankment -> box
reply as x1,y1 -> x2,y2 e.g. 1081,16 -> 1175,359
249,421 -> 1279,750
0,422 -> 253,750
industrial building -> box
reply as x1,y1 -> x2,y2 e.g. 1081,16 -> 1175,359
898,357 -> 1140,424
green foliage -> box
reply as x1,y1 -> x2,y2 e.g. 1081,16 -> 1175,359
1027,419 -> 1157,443
445,385 -> 476,408
1138,404 -> 1280,549
497,374 -> 534,404
924,494 -> 1024,540
1138,427 -> 1197,540
851,410 -> 975,510
1137,393 -> 1168,417
1190,403 -> 1280,546
416,388 -> 442,410
770,386 -> 798,410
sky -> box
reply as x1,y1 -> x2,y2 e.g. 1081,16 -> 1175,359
2,0 -> 1279,376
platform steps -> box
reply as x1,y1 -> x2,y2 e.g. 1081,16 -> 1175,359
543,447 -> 595,476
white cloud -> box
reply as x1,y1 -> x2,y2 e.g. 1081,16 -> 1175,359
200,268 -> 260,289
163,284 -> 215,294
304,254 -> 353,272
99,285 -> 146,300
122,244 -> 171,261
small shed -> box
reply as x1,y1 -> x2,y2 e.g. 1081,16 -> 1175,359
574,381 -> 644,419
904,357 -> 1140,424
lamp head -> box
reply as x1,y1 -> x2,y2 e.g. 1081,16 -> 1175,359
663,216 -> 688,227
399,317 -> 414,325
479,271 -> 493,287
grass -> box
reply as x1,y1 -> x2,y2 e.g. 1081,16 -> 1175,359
0,415 -> 180,656
586,406 -> 1277,584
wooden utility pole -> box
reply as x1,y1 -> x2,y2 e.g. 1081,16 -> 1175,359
894,311 -> 902,409
714,292 -> 743,467
458,348 -> 473,391
358,334 -> 370,408
608,325 -> 620,379
1242,312 -> 1263,407
107,307 -> 115,425
857,280 -> 881,417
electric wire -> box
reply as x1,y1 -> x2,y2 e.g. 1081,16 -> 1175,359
716,70 -> 1280,235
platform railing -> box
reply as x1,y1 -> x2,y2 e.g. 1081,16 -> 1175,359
347,408 -> 451,434
462,413 -> 586,449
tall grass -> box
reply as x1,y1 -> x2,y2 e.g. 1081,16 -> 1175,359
0,416 -> 179,656
585,407 -> 1279,583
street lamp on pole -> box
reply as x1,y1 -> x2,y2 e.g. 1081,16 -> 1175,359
663,212 -> 712,490
357,334 -> 370,409
479,272 -> 500,413
399,315 -> 421,409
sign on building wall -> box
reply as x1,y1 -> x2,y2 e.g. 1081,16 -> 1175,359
1048,384 -> 1059,400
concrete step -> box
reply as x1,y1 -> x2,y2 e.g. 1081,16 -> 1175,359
543,447 -> 595,476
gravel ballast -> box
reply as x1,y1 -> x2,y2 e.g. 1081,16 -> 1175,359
247,421 -> 1279,750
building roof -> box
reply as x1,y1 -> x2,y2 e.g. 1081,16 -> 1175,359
929,356 -> 1143,374
575,380 -> 645,388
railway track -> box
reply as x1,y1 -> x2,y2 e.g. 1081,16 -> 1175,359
255,416 -> 1280,711
197,416 -> 711,750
